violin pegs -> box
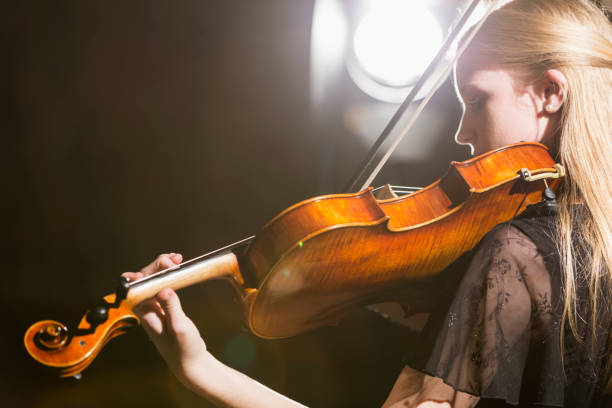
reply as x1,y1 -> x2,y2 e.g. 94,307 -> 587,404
24,297 -> 139,378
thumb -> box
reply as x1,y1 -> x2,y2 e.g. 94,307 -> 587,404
156,288 -> 186,334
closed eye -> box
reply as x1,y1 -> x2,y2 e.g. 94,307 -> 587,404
464,96 -> 484,106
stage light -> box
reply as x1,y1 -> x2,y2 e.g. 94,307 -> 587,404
353,2 -> 442,87
348,1 -> 443,102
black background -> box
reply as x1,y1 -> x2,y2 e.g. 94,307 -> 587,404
3,1 -> 468,407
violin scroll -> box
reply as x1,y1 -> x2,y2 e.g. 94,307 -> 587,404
33,321 -> 69,350
24,251 -> 250,378
24,292 -> 139,378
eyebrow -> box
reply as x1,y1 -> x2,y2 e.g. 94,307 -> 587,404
459,84 -> 480,95
458,84 -> 490,102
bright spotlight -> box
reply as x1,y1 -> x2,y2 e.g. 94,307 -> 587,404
351,1 -> 443,101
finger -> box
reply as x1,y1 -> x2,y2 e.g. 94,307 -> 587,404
170,253 -> 183,264
134,299 -> 166,335
141,309 -> 165,337
133,297 -> 164,318
156,253 -> 178,270
141,253 -> 180,276
155,288 -> 188,335
121,271 -> 145,282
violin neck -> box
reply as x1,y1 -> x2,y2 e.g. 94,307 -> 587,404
125,251 -> 243,307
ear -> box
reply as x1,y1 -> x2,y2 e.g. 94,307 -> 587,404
537,69 -> 568,114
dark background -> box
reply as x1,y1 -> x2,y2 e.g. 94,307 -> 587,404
3,1 -> 467,407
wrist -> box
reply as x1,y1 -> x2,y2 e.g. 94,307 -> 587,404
176,349 -> 217,394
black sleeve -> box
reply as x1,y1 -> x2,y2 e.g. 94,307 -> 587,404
405,224 -> 559,406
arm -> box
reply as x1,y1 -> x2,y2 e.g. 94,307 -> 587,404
382,366 -> 479,408
123,254 -> 307,408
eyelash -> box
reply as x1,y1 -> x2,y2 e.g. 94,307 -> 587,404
464,96 -> 484,108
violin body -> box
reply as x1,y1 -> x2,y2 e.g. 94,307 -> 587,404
244,142 -> 560,337
25,142 -> 563,376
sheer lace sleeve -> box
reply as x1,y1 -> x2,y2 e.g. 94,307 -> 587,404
405,224 -> 560,406
404,212 -> 612,407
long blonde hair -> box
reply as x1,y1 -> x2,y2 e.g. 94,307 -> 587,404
467,0 -> 612,387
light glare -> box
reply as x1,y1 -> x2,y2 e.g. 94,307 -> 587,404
310,0 -> 347,106
353,1 -> 443,87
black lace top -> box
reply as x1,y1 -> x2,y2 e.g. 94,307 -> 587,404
404,208 -> 612,407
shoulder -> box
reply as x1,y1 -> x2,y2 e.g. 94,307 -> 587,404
470,224 -> 556,327
475,223 -> 542,268
465,223 -> 553,303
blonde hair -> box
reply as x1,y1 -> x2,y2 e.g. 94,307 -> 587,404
467,0 -> 612,388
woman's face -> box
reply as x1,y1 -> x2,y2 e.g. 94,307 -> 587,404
454,58 -> 559,156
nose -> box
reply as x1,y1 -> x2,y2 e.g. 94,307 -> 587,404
454,117 -> 474,146
455,129 -> 472,145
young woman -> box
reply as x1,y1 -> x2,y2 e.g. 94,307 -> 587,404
123,1 -> 612,406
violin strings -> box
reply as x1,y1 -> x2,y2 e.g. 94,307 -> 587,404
371,185 -> 422,195
390,185 -> 422,194
127,186 -> 420,289
128,235 -> 255,288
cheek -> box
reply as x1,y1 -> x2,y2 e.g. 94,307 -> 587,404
484,100 -> 536,147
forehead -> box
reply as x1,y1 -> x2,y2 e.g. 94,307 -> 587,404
455,57 -> 520,94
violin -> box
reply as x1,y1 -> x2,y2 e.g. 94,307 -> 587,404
24,141 -> 564,378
